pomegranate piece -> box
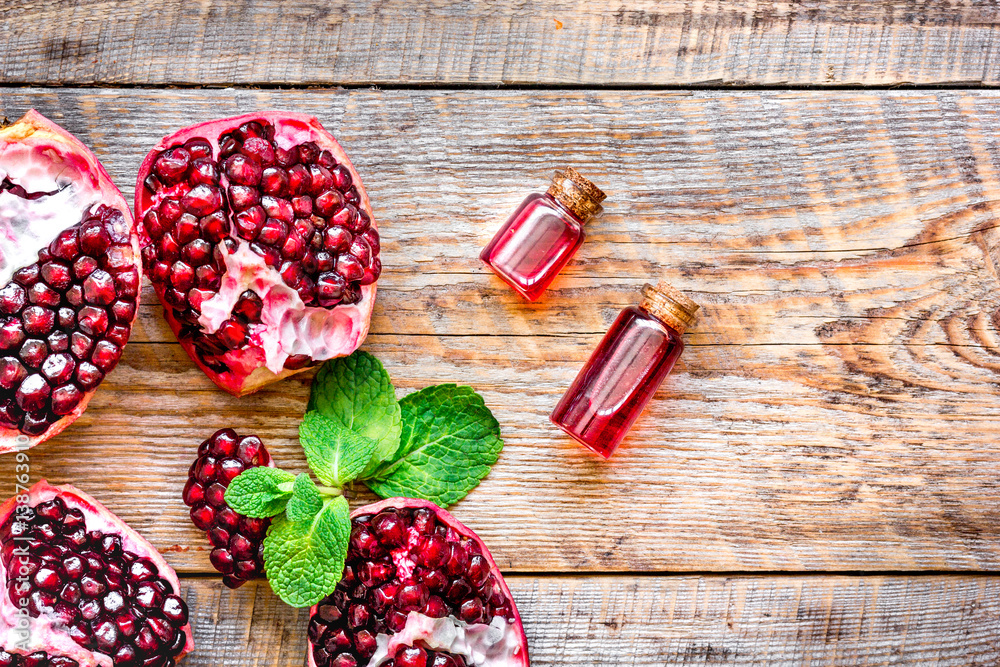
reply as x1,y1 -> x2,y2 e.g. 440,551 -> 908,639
0,481 -> 193,666
182,428 -> 274,588
308,499 -> 529,667
135,113 -> 380,396
0,111 -> 141,451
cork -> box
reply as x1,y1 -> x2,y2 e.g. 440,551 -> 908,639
546,167 -> 606,222
640,280 -> 700,334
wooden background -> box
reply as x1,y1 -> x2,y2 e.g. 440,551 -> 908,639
2,2 -> 1000,665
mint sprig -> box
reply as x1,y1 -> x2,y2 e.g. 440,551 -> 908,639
366,385 -> 502,506
224,349 -> 505,608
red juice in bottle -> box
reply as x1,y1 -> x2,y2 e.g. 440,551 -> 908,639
481,168 -> 606,301
550,280 -> 700,459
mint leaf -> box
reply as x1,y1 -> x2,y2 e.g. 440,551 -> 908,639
300,411 -> 379,488
263,495 -> 350,608
224,467 -> 296,518
366,385 -> 503,507
308,351 -> 402,477
286,473 -> 323,523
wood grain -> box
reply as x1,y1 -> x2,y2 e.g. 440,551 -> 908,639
3,1 -> 1000,86
1,89 -> 999,574
177,574 -> 1000,666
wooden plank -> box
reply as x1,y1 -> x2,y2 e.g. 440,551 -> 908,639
177,575 -> 1000,666
3,1 -> 1000,86
1,89 -> 1000,573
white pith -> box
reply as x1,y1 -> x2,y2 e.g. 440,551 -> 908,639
0,130 -> 103,293
365,613 -> 525,667
199,242 -> 371,374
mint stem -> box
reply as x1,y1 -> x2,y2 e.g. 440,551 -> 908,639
316,484 -> 344,497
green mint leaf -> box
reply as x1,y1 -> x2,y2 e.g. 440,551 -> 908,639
263,494 -> 350,608
224,467 -> 296,518
286,473 -> 324,523
308,351 -> 402,477
366,385 -> 503,507
299,411 -> 379,488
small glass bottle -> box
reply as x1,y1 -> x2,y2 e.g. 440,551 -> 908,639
550,280 -> 700,459
480,168 -> 606,301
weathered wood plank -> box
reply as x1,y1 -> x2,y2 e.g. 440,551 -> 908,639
3,1 -> 1000,86
1,89 -> 1000,573
178,575 -> 1000,666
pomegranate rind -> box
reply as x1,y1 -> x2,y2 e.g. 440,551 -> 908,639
0,480 -> 194,666
307,498 -> 530,667
0,110 -> 140,453
134,111 -> 378,397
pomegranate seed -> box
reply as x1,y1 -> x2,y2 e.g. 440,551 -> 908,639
309,165 -> 335,194
15,374 -> 50,412
298,142 -> 320,163
0,357 -> 27,389
49,229 -> 80,260
232,291 -> 263,322
182,184 -> 223,215
216,319 -> 247,349
159,199 -> 184,225
199,212 -> 230,243
394,646 -> 427,667
40,262 -> 72,290
22,306 -> 55,335
72,255 -> 99,280
41,353 -> 75,384
258,218 -> 289,245
262,196 -> 294,223
70,333 -> 94,360
79,222 -> 111,256
75,362 -> 104,390
51,385 -> 83,415
176,214 -> 200,245
82,270 -> 116,306
336,255 -> 365,283
225,154 -> 263,186
189,157 -> 219,185
261,167 -> 289,196
241,137 -> 275,165
90,341 -> 121,372
228,184 -> 260,211
154,147 -> 191,184
331,165 -> 353,191
0,284 -> 26,315
28,282 -> 60,307
235,206 -> 266,240
315,189 -> 344,217
19,339 -> 47,368
77,307 -> 109,337
350,237 -> 372,265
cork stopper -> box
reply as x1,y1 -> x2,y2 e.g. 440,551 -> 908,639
640,280 -> 700,334
546,167 -> 606,222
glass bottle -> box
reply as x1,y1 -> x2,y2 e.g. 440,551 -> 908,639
550,280 -> 700,459
480,167 -> 606,301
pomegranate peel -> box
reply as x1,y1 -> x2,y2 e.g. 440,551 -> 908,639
0,110 -> 141,451
134,112 -> 379,397
0,481 -> 193,666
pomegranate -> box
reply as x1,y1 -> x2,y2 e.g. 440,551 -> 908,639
0,481 -> 193,667
134,112 -> 380,397
182,428 -> 273,589
308,499 -> 528,667
0,111 -> 141,451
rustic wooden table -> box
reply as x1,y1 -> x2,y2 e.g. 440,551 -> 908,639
2,2 -> 1000,665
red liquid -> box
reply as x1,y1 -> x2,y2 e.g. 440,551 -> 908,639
550,306 -> 685,459
480,192 -> 585,301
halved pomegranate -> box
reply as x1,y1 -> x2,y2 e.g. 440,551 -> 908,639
135,112 -> 380,396
0,111 -> 141,451
0,481 -> 193,667
308,499 -> 529,667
